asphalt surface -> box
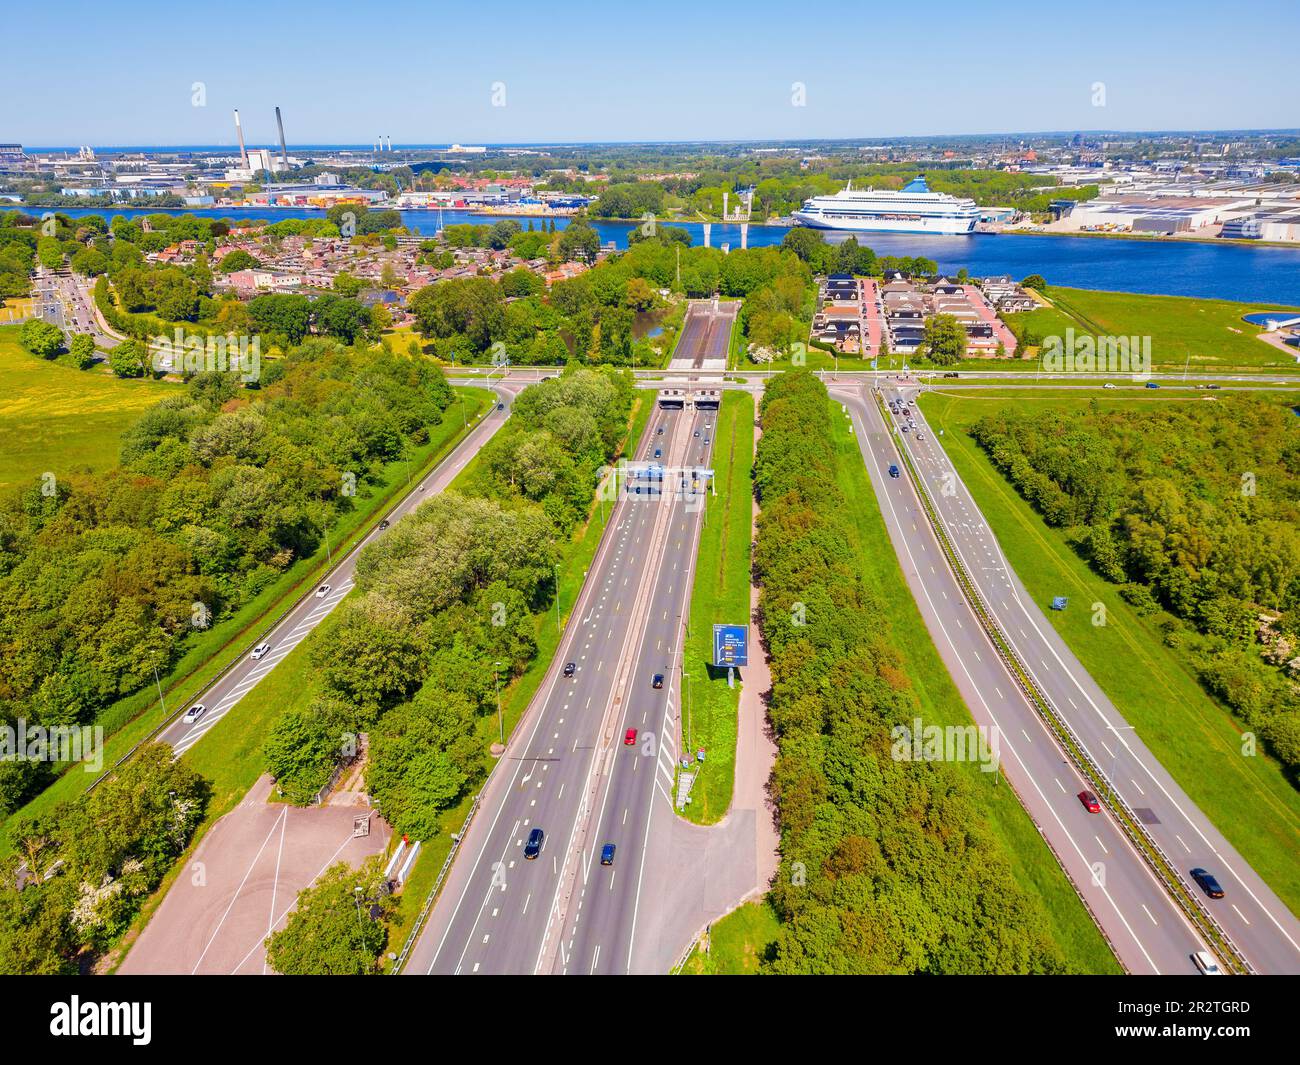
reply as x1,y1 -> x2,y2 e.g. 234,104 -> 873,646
407,400 -> 718,974
832,381 -> 1300,974
155,384 -> 518,759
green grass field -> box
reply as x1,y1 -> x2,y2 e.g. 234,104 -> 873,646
677,391 -> 755,824
0,323 -> 172,491
678,899 -> 780,974
1044,285 -> 1300,371
827,399 -> 1121,973
919,387 -> 1300,918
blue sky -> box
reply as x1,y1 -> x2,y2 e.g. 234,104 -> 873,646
5,0 -> 1298,146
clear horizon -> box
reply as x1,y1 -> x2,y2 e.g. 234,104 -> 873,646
5,0 -> 1298,145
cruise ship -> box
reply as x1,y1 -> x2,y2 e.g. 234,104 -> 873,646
793,175 -> 979,235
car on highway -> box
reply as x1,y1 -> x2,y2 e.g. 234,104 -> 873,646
624,728 -> 637,746
693,429 -> 701,438
657,426 -> 664,435
654,448 -> 662,458
600,843 -> 617,866
651,673 -> 664,688
942,371 -> 960,378
563,661 -> 576,677
1191,868 -> 1225,899
1103,382 -> 1116,389
901,425 -> 909,433
888,464 -> 900,478
524,828 -> 544,859
250,643 -> 271,661
916,432 -> 925,441
1145,381 -> 1161,389
1191,951 -> 1222,975
1077,790 -> 1101,814
183,703 -> 207,724
703,436 -> 710,445
315,584 -> 331,598
379,518 -> 391,530
497,402 -> 505,410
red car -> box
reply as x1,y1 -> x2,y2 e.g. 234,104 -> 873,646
1078,790 -> 1101,814
624,728 -> 637,746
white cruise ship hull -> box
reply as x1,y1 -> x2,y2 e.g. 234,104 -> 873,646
792,210 -> 976,235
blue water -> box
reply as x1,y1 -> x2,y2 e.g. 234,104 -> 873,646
1243,311 -> 1300,325
36,205 -> 1300,306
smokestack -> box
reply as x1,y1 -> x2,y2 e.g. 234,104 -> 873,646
274,106 -> 289,171
233,109 -> 248,169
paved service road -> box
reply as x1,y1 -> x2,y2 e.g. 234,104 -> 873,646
153,385 -> 519,759
407,400 -> 717,974
834,381 -> 1300,975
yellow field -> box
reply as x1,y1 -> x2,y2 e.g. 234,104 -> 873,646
0,298 -> 35,324
0,325 -> 174,491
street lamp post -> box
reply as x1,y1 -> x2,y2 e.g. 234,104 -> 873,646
494,661 -> 504,744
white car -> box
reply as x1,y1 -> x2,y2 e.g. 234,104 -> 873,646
250,643 -> 271,660
1103,382 -> 1116,389
315,584 -> 331,598
183,704 -> 207,724
1191,951 -> 1222,975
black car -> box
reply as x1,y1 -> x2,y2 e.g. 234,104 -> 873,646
379,519 -> 390,530
693,429 -> 700,438
524,828 -> 544,860
1191,868 -> 1224,899
657,426 -> 664,435
497,402 -> 505,410
651,673 -> 664,689
563,661 -> 576,678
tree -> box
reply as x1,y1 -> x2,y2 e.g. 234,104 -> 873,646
264,858 -> 390,975
70,247 -> 109,277
1020,274 -> 1047,291
108,339 -> 147,377
19,319 -> 64,359
922,314 -> 967,365
217,249 -> 260,272
558,219 -> 600,264
68,333 -> 96,369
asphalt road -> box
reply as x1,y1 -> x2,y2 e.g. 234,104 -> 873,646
153,385 -> 518,759
833,381 -> 1300,974
406,400 -> 717,974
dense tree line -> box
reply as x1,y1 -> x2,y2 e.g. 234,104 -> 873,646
971,400 -> 1300,777
0,344 -> 454,814
263,368 -> 635,833
753,371 -> 1064,972
0,744 -> 208,973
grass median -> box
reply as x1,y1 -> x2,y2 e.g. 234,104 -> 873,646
677,391 -> 754,824
919,388 -> 1300,918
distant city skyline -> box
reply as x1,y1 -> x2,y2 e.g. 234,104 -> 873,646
5,0 -> 1299,145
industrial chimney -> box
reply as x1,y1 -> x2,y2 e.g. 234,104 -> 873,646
274,106 -> 289,171
233,109 -> 249,169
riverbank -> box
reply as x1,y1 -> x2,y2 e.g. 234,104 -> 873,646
12,204 -> 1300,304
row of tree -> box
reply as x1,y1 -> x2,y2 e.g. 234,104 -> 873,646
262,368 -> 635,845
753,371 -> 1065,972
971,399 -> 1300,777
0,344 -> 455,815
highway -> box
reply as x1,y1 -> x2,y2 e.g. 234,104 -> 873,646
406,398 -> 718,974
146,384 -> 518,760
832,380 -> 1300,974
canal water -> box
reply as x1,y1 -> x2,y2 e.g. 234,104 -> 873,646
35,205 -> 1300,306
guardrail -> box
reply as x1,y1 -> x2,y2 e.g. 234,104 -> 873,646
871,389 -> 1253,975
389,795 -> 481,975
